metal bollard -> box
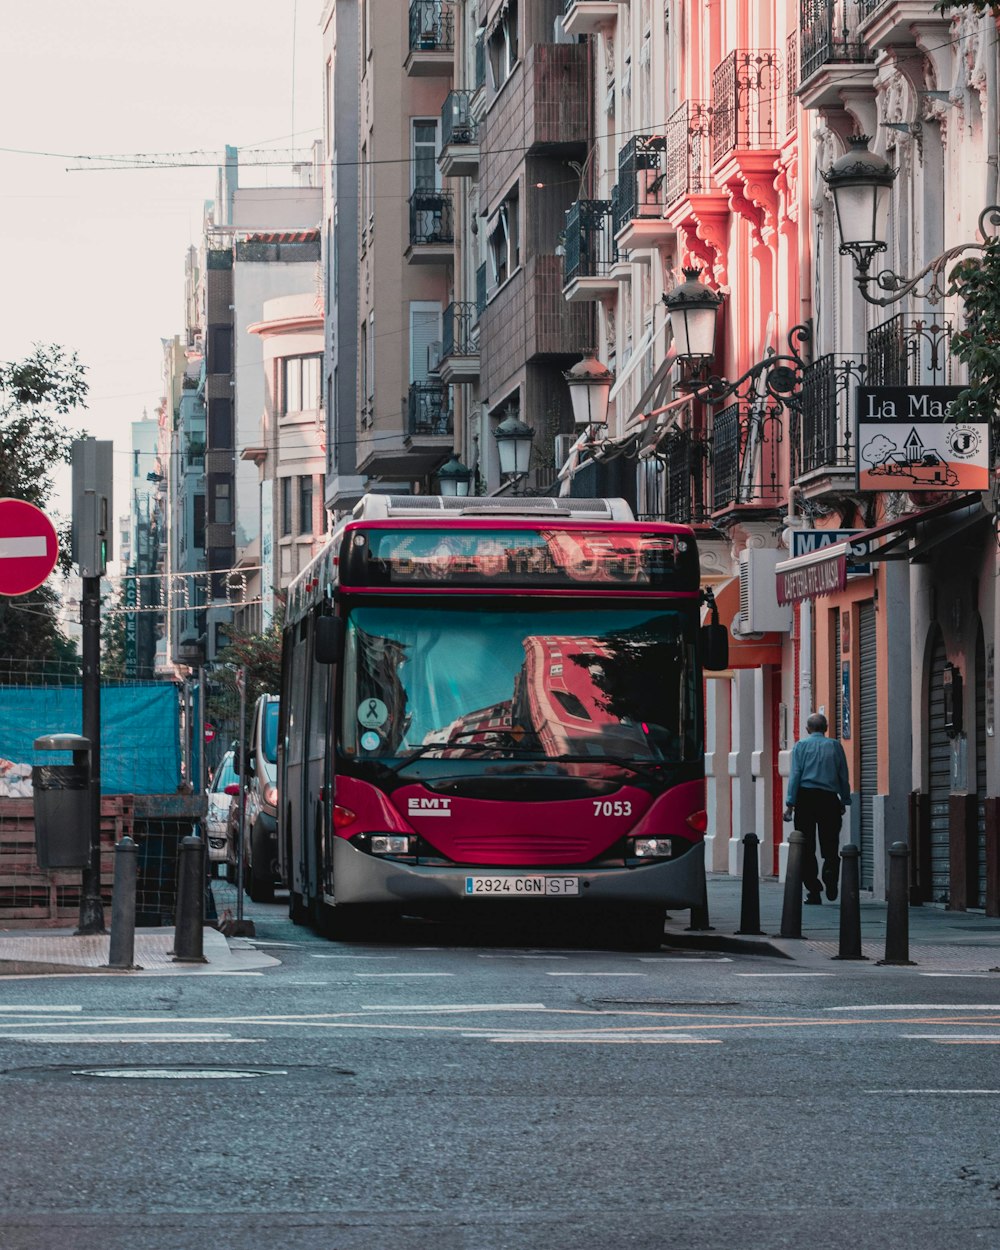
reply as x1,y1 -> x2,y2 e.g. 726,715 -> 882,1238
687,869 -> 714,931
736,832 -> 764,935
833,844 -> 867,961
779,830 -> 805,939
173,836 -> 208,963
879,840 -> 915,966
107,836 -> 139,970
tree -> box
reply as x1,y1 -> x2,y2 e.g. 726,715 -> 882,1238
0,345 -> 89,667
948,235 -> 1000,427
208,613 -> 284,730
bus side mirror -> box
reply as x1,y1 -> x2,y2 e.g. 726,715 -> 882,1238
701,622 -> 729,671
315,615 -> 345,665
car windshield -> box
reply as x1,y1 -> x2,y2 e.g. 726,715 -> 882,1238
340,602 -> 700,768
261,701 -> 279,763
210,753 -> 237,793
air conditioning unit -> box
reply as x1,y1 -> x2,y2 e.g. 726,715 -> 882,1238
737,548 -> 792,634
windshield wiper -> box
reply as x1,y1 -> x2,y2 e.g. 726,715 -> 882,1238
551,754 -> 666,780
385,740 -> 523,774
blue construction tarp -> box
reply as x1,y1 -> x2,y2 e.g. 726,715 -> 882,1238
0,683 -> 182,795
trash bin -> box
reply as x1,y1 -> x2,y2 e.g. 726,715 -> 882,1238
32,734 -> 92,870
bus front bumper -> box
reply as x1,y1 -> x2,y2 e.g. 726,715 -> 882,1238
329,837 -> 704,910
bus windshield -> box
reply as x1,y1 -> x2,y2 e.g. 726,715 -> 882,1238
340,602 -> 700,768
262,700 -> 280,764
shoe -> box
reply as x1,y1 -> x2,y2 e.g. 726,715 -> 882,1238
804,892 -> 822,906
823,869 -> 839,902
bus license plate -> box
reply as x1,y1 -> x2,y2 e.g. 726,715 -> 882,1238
465,876 -> 579,897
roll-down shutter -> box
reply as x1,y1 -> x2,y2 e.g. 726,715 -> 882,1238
928,629 -> 951,904
859,603 -> 877,890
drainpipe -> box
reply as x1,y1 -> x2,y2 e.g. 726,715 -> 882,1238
986,20 -> 999,205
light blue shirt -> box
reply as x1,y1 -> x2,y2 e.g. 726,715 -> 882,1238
786,732 -> 851,807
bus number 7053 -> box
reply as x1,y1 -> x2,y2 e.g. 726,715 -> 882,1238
593,800 -> 632,817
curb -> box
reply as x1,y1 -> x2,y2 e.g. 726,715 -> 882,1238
662,931 -> 794,959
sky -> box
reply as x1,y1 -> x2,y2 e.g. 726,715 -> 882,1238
0,0 -> 324,541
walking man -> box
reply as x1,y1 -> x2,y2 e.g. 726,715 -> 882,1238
783,712 -> 850,905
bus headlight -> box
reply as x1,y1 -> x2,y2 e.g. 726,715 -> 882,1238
370,835 -> 412,856
264,784 -> 278,807
631,837 -> 673,859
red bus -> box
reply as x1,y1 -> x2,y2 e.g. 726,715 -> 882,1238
279,495 -> 727,947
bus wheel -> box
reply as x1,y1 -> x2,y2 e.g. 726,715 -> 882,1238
623,906 -> 665,951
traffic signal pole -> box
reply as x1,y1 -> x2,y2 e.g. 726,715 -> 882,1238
71,439 -> 113,935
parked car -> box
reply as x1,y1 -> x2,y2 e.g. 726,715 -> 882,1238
240,693 -> 281,902
205,749 -> 238,874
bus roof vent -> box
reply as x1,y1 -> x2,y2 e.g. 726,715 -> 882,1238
351,495 -> 634,521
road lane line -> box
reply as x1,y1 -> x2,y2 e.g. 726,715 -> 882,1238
361,1003 -> 547,1013
545,972 -> 647,977
827,1004 -> 1000,1011
735,973 -> 835,978
863,1089 -> 1000,1095
353,972 -> 454,978
0,1006 -> 83,1013
0,1032 -> 264,1043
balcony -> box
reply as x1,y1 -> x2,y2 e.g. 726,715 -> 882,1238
661,429 -> 713,526
866,314 -> 953,387
562,200 -> 619,302
711,401 -> 785,516
406,382 -> 453,439
792,353 -> 865,495
406,188 -> 455,264
612,135 -> 672,252
439,91 -> 478,178
798,1 -> 875,111
562,0 -> 626,37
711,49 -> 781,166
405,1 -> 455,76
857,0 -> 948,52
439,301 -> 479,384
665,101 -> 715,208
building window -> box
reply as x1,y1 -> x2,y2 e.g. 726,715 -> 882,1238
298,475 -> 314,535
360,141 -> 369,245
211,481 -> 231,525
193,495 -> 205,549
412,119 -> 439,192
488,186 -> 519,289
488,0 -> 518,92
208,398 -> 232,449
208,325 -> 233,374
282,355 -> 323,414
281,477 -> 292,537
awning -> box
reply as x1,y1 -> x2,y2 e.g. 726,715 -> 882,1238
703,576 -> 783,670
774,492 -> 984,605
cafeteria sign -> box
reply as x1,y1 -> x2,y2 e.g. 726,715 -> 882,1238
856,386 -> 989,493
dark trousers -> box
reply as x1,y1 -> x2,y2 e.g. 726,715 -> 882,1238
793,787 -> 843,893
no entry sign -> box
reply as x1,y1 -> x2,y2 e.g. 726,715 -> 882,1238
0,498 -> 59,596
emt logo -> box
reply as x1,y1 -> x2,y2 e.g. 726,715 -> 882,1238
407,797 -> 452,817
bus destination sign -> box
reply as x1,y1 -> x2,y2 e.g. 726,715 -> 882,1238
344,527 -> 699,590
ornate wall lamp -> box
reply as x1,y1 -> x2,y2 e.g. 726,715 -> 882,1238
493,405 -> 535,491
662,268 -> 810,408
436,453 -> 473,497
824,134 -> 1000,307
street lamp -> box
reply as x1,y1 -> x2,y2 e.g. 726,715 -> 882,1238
564,350 -> 613,429
824,133 -> 1000,306
437,453 -> 473,497
493,407 -> 534,485
662,267 -> 724,369
662,268 -> 809,406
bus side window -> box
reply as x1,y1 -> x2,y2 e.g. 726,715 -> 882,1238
287,619 -> 310,769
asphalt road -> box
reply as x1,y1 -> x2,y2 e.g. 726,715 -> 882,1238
2,898 -> 999,1250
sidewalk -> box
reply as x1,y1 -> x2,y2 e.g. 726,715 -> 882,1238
0,926 -> 279,977
665,873 -> 1000,972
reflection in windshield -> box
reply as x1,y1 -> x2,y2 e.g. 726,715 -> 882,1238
262,700 -> 280,763
341,605 -> 699,766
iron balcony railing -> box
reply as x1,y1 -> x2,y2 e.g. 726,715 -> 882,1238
793,353 -> 866,477
661,430 -> 713,525
665,101 -> 713,206
800,1 -> 871,82
407,382 -> 453,437
441,90 -> 477,148
858,0 -> 886,18
865,314 -> 953,387
612,135 -> 667,235
409,1 -> 454,52
409,188 -> 455,247
785,30 -> 799,134
711,49 -> 781,163
563,199 -> 617,285
712,401 -> 785,512
442,301 -> 479,358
